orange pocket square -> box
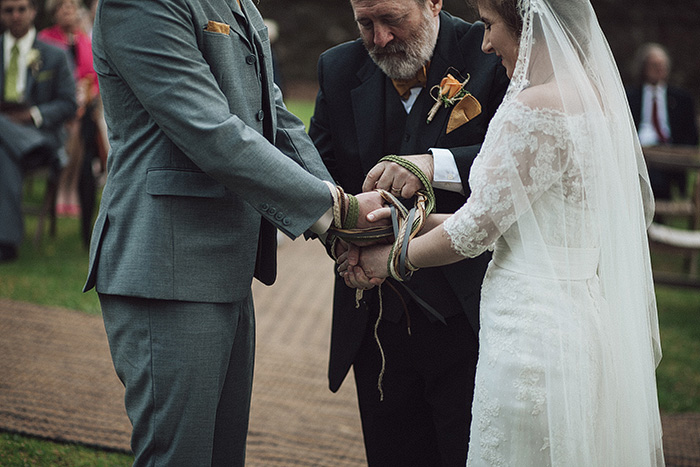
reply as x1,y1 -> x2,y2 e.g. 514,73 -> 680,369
446,94 -> 482,134
205,20 -> 231,35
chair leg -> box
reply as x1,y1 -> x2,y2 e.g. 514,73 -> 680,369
32,170 -> 60,247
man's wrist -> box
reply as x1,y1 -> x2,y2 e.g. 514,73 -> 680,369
29,106 -> 43,128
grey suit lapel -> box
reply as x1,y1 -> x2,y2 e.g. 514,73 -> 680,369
227,0 -> 253,50
351,58 -> 387,174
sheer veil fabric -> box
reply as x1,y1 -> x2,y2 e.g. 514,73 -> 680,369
442,0 -> 664,465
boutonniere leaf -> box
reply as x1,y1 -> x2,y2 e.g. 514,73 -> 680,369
27,48 -> 42,75
427,68 -> 471,124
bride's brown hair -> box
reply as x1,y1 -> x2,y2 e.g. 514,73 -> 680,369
467,0 -> 523,38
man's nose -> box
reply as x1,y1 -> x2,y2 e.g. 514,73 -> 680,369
373,24 -> 394,48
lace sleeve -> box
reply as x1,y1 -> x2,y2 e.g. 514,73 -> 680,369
443,101 -> 572,257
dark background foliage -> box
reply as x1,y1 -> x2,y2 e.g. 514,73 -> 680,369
253,0 -> 700,110
30,0 -> 700,111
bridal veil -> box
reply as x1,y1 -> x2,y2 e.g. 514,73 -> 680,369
445,0 -> 665,464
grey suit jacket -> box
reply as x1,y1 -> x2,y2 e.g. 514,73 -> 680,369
84,0 -> 333,303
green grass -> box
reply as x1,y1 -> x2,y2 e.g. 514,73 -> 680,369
0,433 -> 132,466
1,99 -> 698,463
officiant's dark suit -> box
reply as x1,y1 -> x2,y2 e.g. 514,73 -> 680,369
0,0 -> 76,261
309,5 -> 508,465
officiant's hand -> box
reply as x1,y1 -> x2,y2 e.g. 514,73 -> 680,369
362,154 -> 434,198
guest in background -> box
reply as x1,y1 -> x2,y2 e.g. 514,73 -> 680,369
39,0 -> 99,218
263,18 -> 284,93
627,42 -> 699,199
0,0 -> 76,262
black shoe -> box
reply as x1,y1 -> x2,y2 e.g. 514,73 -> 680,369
0,244 -> 18,263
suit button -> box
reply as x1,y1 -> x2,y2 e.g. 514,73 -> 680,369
282,218 -> 291,226
261,203 -> 269,211
246,54 -> 257,65
275,212 -> 284,221
268,207 -> 277,215
257,110 -> 265,121
404,133 -> 411,142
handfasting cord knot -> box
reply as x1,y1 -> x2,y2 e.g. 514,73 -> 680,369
323,156 -> 435,279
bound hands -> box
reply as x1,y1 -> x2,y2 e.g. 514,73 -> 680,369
337,154 -> 433,290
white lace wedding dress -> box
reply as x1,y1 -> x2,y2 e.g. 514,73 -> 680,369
443,97 -> 661,466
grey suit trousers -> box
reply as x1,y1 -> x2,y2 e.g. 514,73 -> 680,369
100,293 -> 255,467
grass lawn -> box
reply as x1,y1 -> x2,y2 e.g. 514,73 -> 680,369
0,99 -> 698,464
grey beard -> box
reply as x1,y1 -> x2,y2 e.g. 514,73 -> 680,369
367,13 -> 438,80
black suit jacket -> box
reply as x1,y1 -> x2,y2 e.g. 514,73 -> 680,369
309,11 -> 509,392
627,84 -> 699,146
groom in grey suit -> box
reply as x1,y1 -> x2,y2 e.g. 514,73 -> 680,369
84,0 -> 384,465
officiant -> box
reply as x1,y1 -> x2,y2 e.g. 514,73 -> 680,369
0,0 -> 76,262
309,0 -> 509,464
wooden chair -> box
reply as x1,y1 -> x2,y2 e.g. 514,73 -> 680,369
645,146 -> 700,288
23,163 -> 61,247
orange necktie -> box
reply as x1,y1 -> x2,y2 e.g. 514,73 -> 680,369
391,64 -> 429,101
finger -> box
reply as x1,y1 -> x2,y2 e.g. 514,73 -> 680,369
350,266 -> 376,290
344,267 -> 368,290
347,243 -> 360,267
400,179 -> 423,198
369,277 -> 385,287
363,163 -> 387,192
367,206 -> 392,222
337,258 -> 349,275
373,165 -> 398,192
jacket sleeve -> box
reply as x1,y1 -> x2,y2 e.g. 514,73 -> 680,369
97,0 -> 331,238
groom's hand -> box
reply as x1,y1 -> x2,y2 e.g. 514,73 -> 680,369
353,191 -> 391,231
362,154 -> 434,198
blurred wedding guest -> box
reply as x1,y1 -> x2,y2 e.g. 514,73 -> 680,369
39,0 -> 99,218
627,42 -> 699,199
263,18 -> 283,93
0,0 -> 76,262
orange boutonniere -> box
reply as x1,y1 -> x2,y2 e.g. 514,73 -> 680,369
427,71 -> 470,124
426,69 -> 482,133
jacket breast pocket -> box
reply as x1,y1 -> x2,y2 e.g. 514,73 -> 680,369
146,168 -> 226,198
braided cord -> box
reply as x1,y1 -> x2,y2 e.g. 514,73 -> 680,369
378,155 -> 436,215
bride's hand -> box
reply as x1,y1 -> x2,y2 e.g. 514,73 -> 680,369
343,243 -> 392,288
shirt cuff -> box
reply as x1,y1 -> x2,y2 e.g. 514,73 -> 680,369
430,147 -> 464,194
29,106 -> 43,128
310,182 -> 336,236
310,206 -> 334,236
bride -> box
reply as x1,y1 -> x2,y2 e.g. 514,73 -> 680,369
343,0 -> 665,464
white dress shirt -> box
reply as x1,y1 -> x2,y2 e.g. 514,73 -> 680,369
638,83 -> 670,146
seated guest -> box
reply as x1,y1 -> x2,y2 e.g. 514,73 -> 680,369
627,43 -> 699,199
0,0 -> 76,262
